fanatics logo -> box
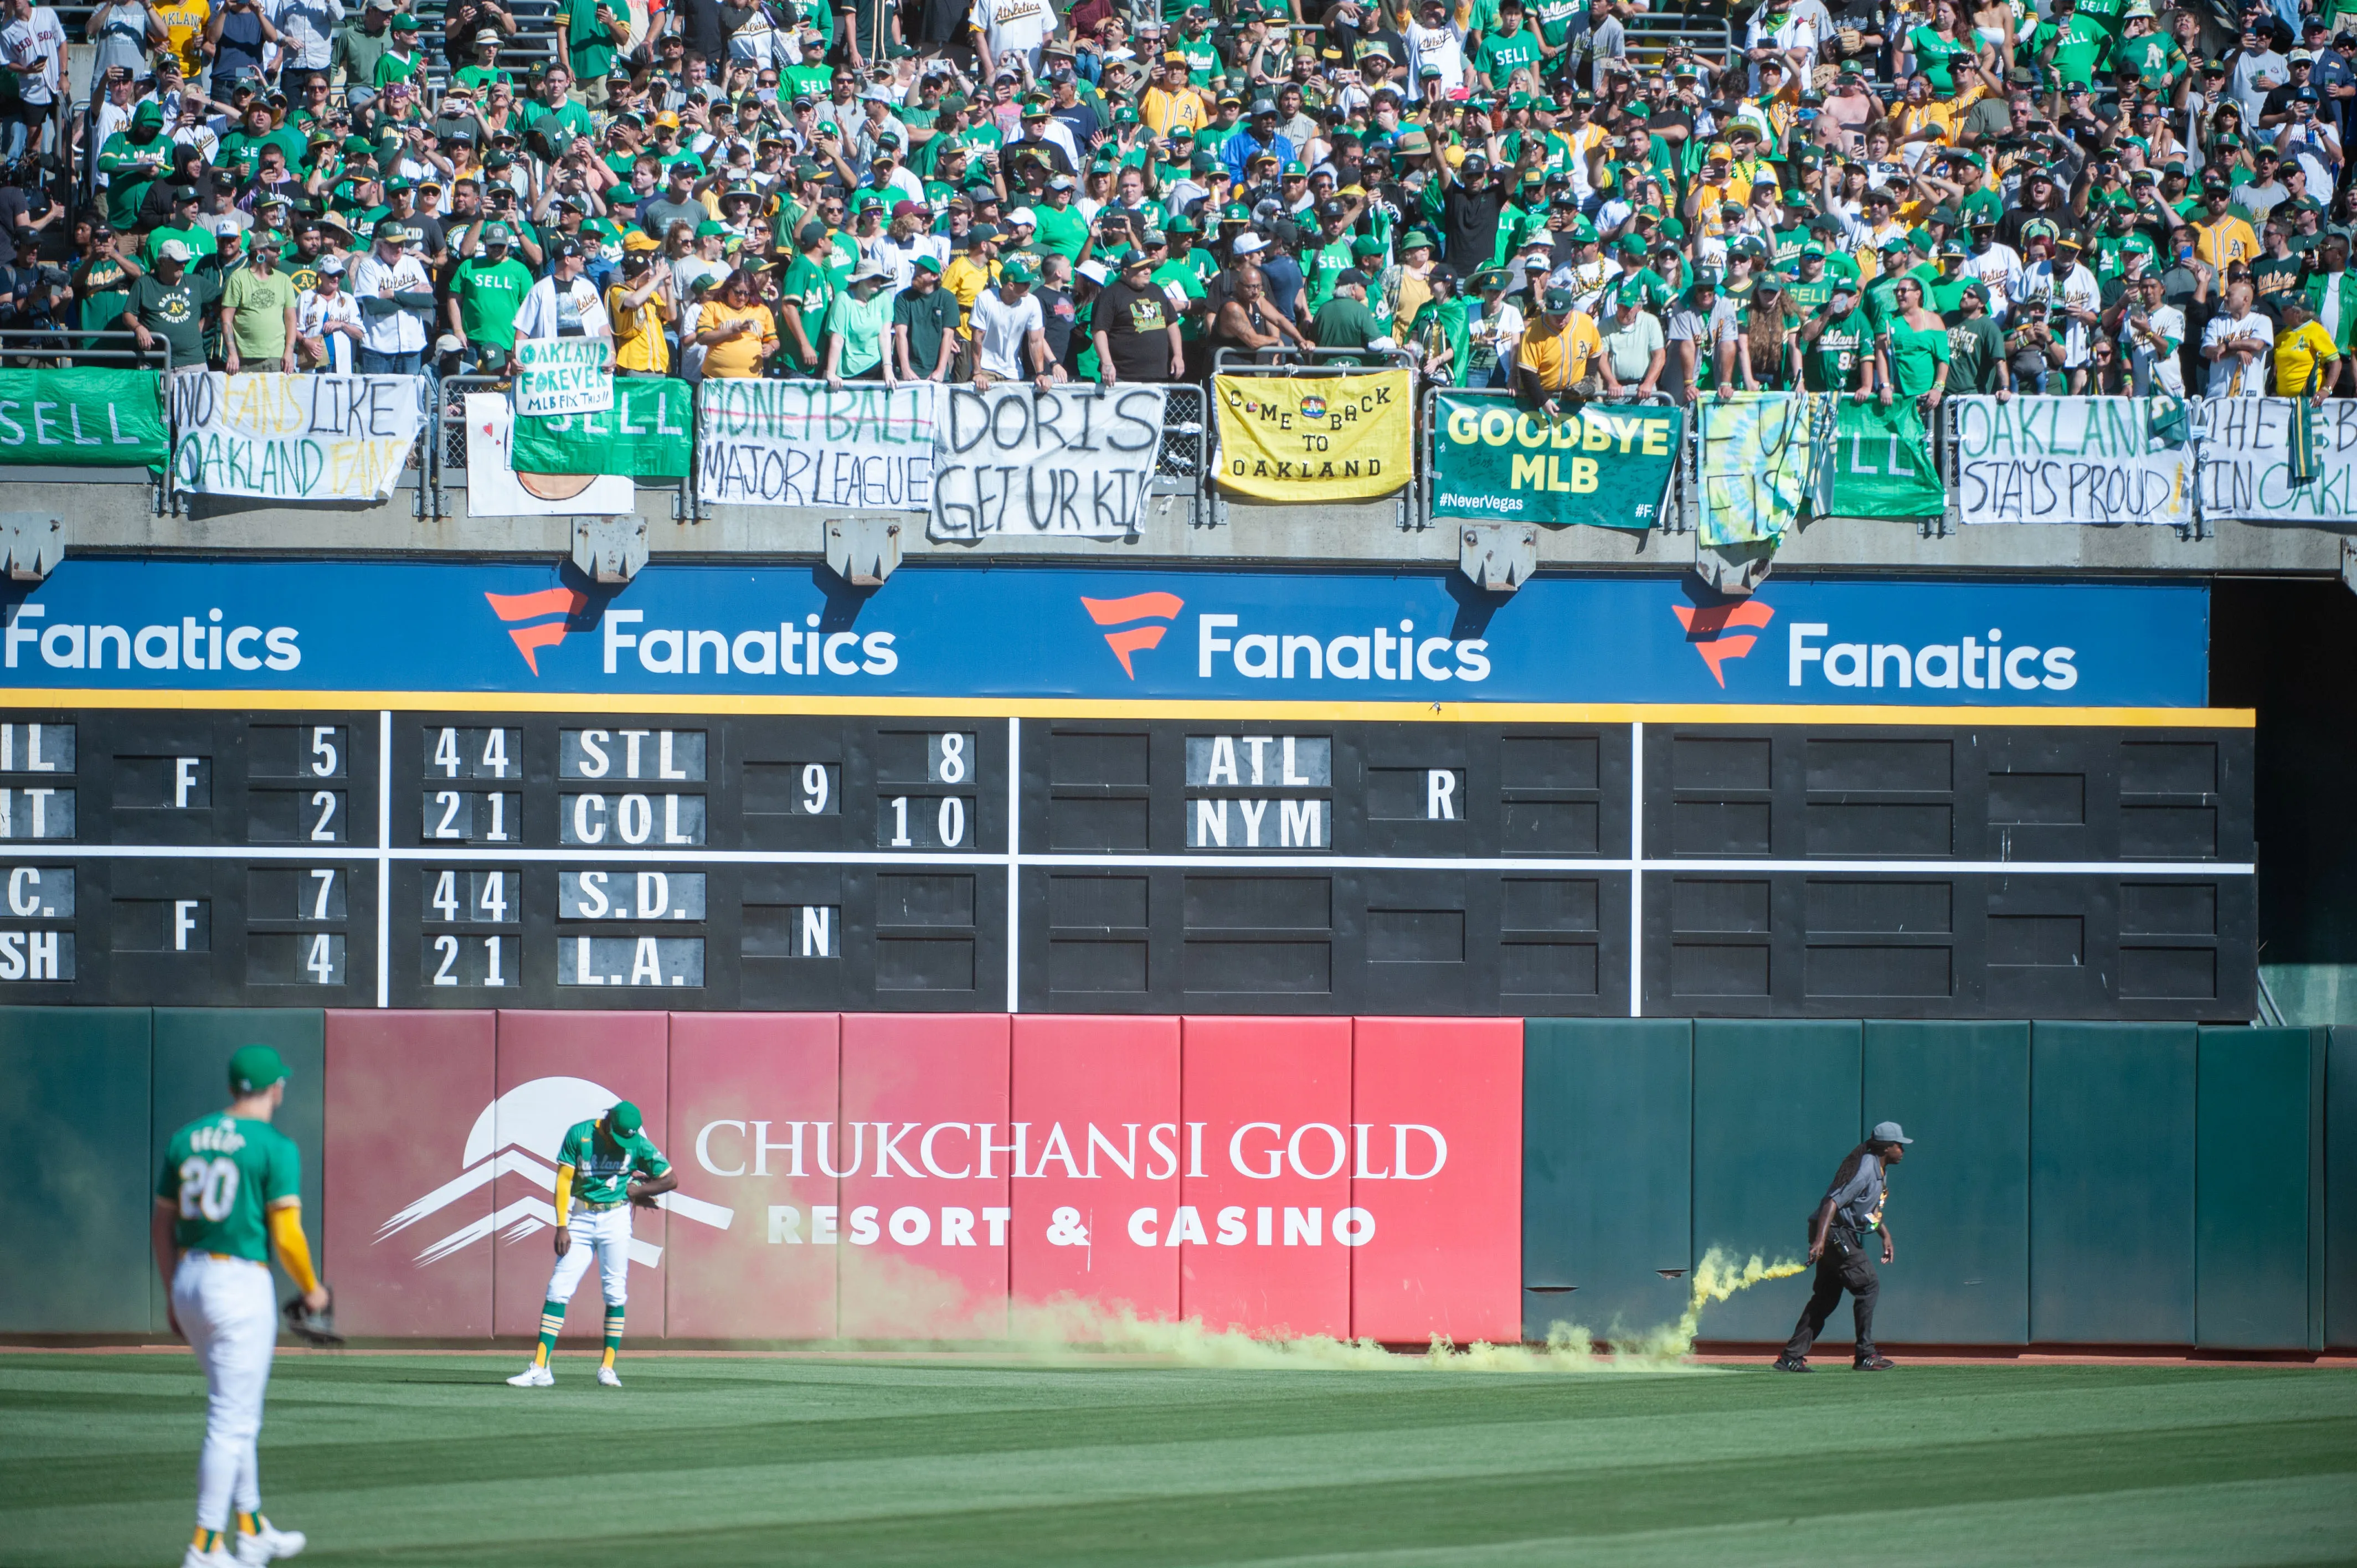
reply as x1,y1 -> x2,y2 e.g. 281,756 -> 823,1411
1672,596 -> 1774,689
374,1075 -> 732,1270
1082,590 -> 1184,679
485,587 -> 590,675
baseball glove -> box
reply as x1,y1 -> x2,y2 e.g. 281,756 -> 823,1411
282,1288 -> 344,1348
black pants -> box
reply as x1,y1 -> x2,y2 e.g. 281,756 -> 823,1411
1783,1225 -> 1878,1360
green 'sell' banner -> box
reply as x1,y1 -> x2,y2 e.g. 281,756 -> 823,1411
513,378 -> 691,478
0,367 -> 166,467
1819,395 -> 1944,519
1429,393 -> 1681,531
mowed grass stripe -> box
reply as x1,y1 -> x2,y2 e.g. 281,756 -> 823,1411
304,1414 -> 2357,1568
2,1362 -> 2340,1511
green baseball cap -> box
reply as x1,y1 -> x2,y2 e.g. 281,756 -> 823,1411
608,1100 -> 643,1137
229,1045 -> 287,1095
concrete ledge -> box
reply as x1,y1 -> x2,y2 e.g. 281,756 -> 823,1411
41,478 -> 2354,575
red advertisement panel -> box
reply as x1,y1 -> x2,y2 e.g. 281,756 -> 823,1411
666,1013 -> 840,1340
1179,1017 -> 1354,1339
1350,1018 -> 1524,1344
838,1013 -> 1011,1339
322,1011 -> 496,1338
491,1012 -> 670,1342
1010,1015 -> 1181,1330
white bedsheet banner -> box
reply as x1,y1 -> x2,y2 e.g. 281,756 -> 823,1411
1951,395 -> 2191,527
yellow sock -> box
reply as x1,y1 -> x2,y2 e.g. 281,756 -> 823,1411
601,1345 -> 616,1370
533,1342 -> 549,1368
238,1511 -> 258,1535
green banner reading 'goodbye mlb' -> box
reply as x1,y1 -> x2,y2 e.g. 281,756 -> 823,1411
512,378 -> 692,479
1429,394 -> 1681,531
0,367 -> 167,467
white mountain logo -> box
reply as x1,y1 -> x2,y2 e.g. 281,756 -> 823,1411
375,1075 -> 734,1269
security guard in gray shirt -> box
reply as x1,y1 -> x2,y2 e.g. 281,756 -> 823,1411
1774,1121 -> 1912,1373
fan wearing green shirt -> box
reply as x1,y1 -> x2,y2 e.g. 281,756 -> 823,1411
1799,280 -> 1880,394
221,234 -> 298,373
2034,0 -> 2111,90
1472,0 -> 1550,91
446,224 -> 534,372
505,1100 -> 676,1390
1032,176 -> 1093,261
555,0 -> 629,103
776,220 -> 840,375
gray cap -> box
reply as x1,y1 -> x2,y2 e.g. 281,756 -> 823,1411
1871,1121 -> 1913,1146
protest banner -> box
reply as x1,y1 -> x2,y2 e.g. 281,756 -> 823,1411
1428,394 -> 1680,531
2196,395 -> 2357,523
929,384 -> 1169,540
1697,391 -> 1827,547
169,371 -> 423,501
0,367 -> 167,468
1214,370 -> 1413,501
513,378 -> 691,480
697,379 -> 939,509
1815,396 -> 1945,520
464,394 -> 634,517
514,336 -> 613,417
1952,395 -> 2190,526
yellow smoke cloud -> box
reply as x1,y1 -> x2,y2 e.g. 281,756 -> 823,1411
976,1245 -> 1805,1375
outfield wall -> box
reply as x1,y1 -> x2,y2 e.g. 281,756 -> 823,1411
9,1009 -> 2344,1352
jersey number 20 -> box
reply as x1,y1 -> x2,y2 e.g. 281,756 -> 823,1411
177,1156 -> 239,1223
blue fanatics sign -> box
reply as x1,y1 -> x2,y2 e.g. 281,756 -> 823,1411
0,561 -> 2209,708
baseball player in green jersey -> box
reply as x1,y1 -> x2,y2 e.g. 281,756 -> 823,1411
150,1045 -> 328,1567
506,1100 -> 675,1389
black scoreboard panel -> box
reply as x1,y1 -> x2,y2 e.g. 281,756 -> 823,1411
1641,724 -> 2256,1019
0,710 -> 383,1008
1016,720 -> 1636,1015
0,708 -> 2255,1019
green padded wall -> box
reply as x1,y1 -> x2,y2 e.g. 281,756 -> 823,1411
148,1010 -> 325,1329
2031,1023 -> 2196,1344
1691,1020 -> 1861,1344
1522,1019 -> 1691,1342
1,1009 -> 153,1333
2195,1028 -> 2320,1350
2324,1028 -> 2356,1349
1861,1022 -> 2031,1345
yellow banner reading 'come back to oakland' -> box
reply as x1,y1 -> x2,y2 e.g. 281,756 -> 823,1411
1214,370 -> 1413,502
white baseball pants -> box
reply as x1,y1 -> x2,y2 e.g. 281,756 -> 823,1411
172,1252 -> 277,1532
544,1205 -> 631,1307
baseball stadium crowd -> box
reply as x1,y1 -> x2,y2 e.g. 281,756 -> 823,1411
0,0 -> 2348,405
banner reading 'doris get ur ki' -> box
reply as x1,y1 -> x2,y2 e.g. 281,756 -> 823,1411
0,367 -> 167,467
697,378 -> 939,509
930,384 -> 1169,541
168,370 -> 424,501
1952,394 -> 2191,526
2197,395 -> 2357,523
1215,369 -> 1412,501
1428,394 -> 1679,531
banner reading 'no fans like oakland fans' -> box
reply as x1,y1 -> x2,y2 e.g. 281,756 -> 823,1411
169,370 -> 423,500
1951,395 -> 2191,526
0,367 -> 167,467
1215,369 -> 1413,501
929,383 -> 1169,541
697,379 -> 940,509
1428,394 -> 1680,530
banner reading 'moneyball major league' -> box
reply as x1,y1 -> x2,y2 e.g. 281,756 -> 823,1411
1428,394 -> 1680,531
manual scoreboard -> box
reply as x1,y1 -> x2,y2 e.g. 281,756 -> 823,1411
0,706 -> 2253,1020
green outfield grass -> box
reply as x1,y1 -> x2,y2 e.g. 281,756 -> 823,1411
1,1352 -> 2351,1567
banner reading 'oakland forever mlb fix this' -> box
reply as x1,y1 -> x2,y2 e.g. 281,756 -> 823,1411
1215,370 -> 1412,501
1428,394 -> 1680,531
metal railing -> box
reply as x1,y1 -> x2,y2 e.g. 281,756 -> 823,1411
0,327 -> 171,371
